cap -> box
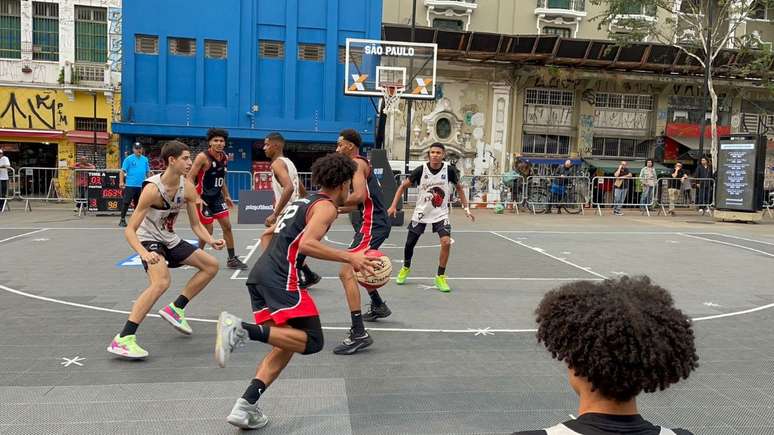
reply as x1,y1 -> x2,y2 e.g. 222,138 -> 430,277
133,142 -> 143,149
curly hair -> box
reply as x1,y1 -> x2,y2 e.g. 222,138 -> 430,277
206,128 -> 229,142
311,153 -> 357,190
535,276 -> 699,402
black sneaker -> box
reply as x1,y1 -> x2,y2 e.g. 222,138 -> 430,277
118,219 -> 127,227
299,270 -> 322,288
363,303 -> 392,322
332,329 -> 373,355
227,256 -> 248,270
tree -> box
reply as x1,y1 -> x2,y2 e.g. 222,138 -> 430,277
590,0 -> 774,170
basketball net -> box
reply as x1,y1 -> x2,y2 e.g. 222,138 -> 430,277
380,82 -> 405,115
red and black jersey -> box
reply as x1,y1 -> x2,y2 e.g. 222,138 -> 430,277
247,193 -> 332,290
196,151 -> 227,197
353,155 -> 390,235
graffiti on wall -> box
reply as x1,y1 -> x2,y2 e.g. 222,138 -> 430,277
108,7 -> 122,72
524,105 -> 573,127
594,110 -> 649,130
0,91 -> 67,130
578,115 -> 594,156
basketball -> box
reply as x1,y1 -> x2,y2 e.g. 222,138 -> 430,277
356,249 -> 392,289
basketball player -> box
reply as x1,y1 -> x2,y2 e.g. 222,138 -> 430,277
188,128 -> 247,269
263,132 -> 320,288
388,142 -> 474,293
333,129 -> 392,355
214,153 -> 379,429
107,141 -> 225,359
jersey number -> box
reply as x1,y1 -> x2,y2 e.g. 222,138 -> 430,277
214,178 -> 224,187
274,204 -> 299,233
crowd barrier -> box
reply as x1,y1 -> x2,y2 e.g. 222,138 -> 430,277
253,171 -> 314,196
525,175 -> 589,215
590,176 -> 656,216
655,177 -> 715,216
0,167 -> 16,213
18,167 -> 76,211
463,174 -> 525,213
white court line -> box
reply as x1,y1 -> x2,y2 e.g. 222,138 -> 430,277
678,233 -> 774,258
491,231 -> 608,280
0,228 -> 48,244
692,303 -> 774,321
230,276 -> 602,281
230,239 -> 261,280
323,235 -> 454,249
697,233 -> 774,247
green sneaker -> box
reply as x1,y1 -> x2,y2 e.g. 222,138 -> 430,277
435,275 -> 451,293
107,334 -> 149,359
159,303 -> 193,335
396,266 -> 411,285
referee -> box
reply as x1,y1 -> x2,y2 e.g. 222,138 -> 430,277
119,143 -> 151,227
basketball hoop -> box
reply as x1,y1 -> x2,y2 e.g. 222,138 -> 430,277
379,81 -> 405,114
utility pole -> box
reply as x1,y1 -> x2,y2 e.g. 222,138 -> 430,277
697,0 -> 713,160
403,0 -> 417,180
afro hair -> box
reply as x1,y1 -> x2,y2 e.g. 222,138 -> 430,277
312,153 -> 357,190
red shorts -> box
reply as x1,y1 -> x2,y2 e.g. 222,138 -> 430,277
248,284 -> 319,326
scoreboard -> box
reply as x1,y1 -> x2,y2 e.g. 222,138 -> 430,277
86,171 -> 123,213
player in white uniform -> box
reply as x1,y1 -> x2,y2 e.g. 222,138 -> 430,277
388,142 -> 473,292
262,132 -> 320,287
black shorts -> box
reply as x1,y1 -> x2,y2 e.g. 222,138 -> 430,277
249,283 -> 319,326
140,240 -> 198,270
408,219 -> 451,238
198,194 -> 229,225
348,225 -> 391,252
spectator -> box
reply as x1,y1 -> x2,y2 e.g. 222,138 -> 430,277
639,159 -> 657,213
73,156 -> 96,169
694,157 -> 713,215
118,143 -> 150,227
667,163 -> 688,216
613,161 -> 631,216
512,276 -> 698,435
0,149 -> 10,210
547,160 -> 575,214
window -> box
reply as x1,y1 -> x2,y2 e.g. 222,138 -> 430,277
432,18 -> 464,31
32,2 -> 58,61
750,1 -> 772,20
525,88 -> 574,107
0,0 -> 21,59
135,35 -> 158,55
205,40 -> 227,59
75,117 -> 107,132
543,27 -> 571,38
522,134 -> 571,155
620,2 -> 656,16
169,37 -> 196,56
75,6 -> 106,63
436,118 -> 452,139
298,43 -> 324,62
592,137 -> 649,158
260,40 -> 284,59
679,0 -> 699,14
595,92 -> 653,110
338,46 -> 363,65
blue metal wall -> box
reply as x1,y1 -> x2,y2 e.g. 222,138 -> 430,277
114,0 -> 381,146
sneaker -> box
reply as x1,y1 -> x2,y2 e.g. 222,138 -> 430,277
699,208 -> 705,216
363,303 -> 392,322
435,275 -> 451,293
299,270 -> 322,288
158,303 -> 193,335
227,256 -> 248,270
227,398 -> 269,430
333,329 -> 373,355
118,219 -> 127,227
396,266 -> 411,285
107,334 -> 149,359
215,311 -> 248,368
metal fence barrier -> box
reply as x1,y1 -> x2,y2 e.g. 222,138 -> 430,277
526,175 -> 590,215
0,167 -> 15,213
590,176 -> 657,216
225,170 -> 253,202
656,177 -> 715,216
765,192 -> 773,218
18,167 -> 75,211
462,174 -> 524,213
253,171 -> 314,196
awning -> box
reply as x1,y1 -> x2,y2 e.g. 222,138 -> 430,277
665,123 -> 731,149
66,130 -> 110,145
583,158 -> 671,176
0,128 -> 64,139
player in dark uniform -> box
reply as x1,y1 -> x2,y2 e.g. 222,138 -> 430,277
214,153 -> 379,430
187,128 -> 247,269
333,129 -> 393,355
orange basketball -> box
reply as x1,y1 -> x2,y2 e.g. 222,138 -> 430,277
356,249 -> 392,289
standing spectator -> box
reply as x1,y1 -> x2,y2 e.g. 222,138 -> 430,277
547,160 -> 575,214
511,276 -> 698,435
613,161 -> 632,216
667,163 -> 688,216
74,156 -> 96,169
72,156 -> 97,208
694,157 -> 713,215
639,159 -> 657,213
0,149 -> 10,210
118,143 -> 150,227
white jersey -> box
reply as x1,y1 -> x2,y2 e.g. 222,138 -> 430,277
136,174 -> 186,248
412,162 -> 452,224
545,423 -> 676,435
272,157 -> 300,213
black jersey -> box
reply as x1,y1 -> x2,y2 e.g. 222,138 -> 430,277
354,155 -> 390,234
196,151 -> 227,197
247,193 -> 332,290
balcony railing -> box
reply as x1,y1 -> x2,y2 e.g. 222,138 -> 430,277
536,0 -> 585,13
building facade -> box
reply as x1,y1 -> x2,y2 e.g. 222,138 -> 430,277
383,0 -> 774,181
0,0 -> 122,179
113,0 -> 382,175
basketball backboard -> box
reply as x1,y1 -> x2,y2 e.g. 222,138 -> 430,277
344,38 -> 438,100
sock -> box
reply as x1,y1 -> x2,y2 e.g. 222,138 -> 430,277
120,320 -> 139,337
228,248 -> 236,258
368,290 -> 384,307
438,266 -> 446,276
300,263 -> 313,276
404,259 -> 411,268
242,322 -> 270,343
351,311 -> 365,335
173,295 -> 189,309
241,378 -> 267,405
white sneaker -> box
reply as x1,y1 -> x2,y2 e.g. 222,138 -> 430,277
227,398 -> 269,429
215,311 -> 247,368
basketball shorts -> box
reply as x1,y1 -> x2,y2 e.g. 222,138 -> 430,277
198,194 -> 229,225
408,218 -> 451,238
348,225 -> 391,252
140,240 -> 198,270
249,283 -> 319,326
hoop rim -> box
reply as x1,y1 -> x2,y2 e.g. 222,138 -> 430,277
379,81 -> 406,97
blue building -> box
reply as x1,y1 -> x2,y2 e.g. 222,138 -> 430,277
113,0 -> 382,176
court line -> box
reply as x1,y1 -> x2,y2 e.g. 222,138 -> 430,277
697,233 -> 774,247
323,235 -> 454,249
230,276 -> 602,281
0,228 -> 48,244
692,303 -> 774,321
229,240 -> 261,280
490,231 -> 608,280
678,233 -> 774,258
